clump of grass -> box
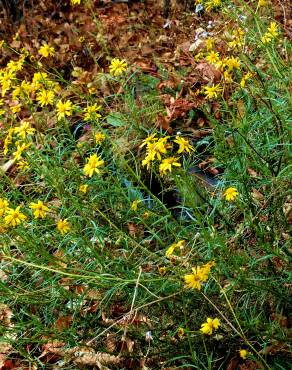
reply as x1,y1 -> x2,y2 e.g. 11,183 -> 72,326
0,1 -> 291,369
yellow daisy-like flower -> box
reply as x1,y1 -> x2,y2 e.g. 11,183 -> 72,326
239,349 -> 248,359
4,206 -> 27,227
17,160 -> 29,171
224,56 -> 241,71
203,84 -> 223,100
240,72 -> 253,88
173,136 -> 195,154
165,240 -> 185,257
71,0 -> 81,5
159,157 -> 181,176
0,198 -> 9,217
131,200 -> 142,211
184,262 -> 215,290
200,318 -> 220,335
11,103 -> 22,114
205,0 -> 221,11
39,43 -> 55,58
14,121 -> 35,139
184,267 -> 204,290
57,219 -> 71,235
95,132 -> 106,144
205,38 -> 215,51
109,58 -> 127,77
267,22 -> 278,37
205,51 -> 220,64
32,72 -> 48,89
223,187 -> 238,201
177,327 -> 185,338
83,153 -> 104,177
13,143 -> 30,161
158,266 -> 166,276
83,104 -> 102,122
36,89 -> 54,107
29,200 -> 49,219
79,184 -> 89,194
56,99 -> 73,120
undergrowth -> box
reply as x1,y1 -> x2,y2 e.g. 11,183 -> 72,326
0,0 -> 291,369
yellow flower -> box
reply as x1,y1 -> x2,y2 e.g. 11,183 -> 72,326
184,262 -> 215,290
131,200 -> 142,211
39,43 -> 55,58
83,153 -> 104,177
261,22 -> 279,44
206,51 -> 220,64
267,22 -> 278,37
3,128 -> 15,155
0,198 -> 9,217
158,266 -> 166,276
159,157 -> 181,176
95,132 -> 106,144
29,200 -> 49,219
203,84 -> 223,100
14,121 -> 35,139
36,89 -> 54,107
205,38 -> 215,51
13,143 -> 30,161
173,136 -> 195,154
261,34 -> 272,44
258,0 -> 267,6
11,103 -> 22,114
224,187 -> 238,201
83,104 -> 102,122
56,99 -> 73,120
71,0 -> 81,5
224,56 -> 241,71
184,267 -> 204,290
239,349 -> 248,359
109,58 -> 127,77
57,219 -> 71,234
177,327 -> 185,338
4,206 -> 27,227
165,244 -> 176,258
17,160 -> 29,171
79,184 -> 89,193
32,72 -> 48,89
200,318 -> 220,335
240,72 -> 253,88
205,0 -> 221,11
223,71 -> 233,83
165,240 -> 185,257
228,28 -> 245,49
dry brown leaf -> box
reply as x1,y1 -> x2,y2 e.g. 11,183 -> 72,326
127,222 -> 144,238
41,342 -> 121,368
195,62 -> 222,83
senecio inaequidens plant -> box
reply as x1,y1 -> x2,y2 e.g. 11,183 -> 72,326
0,0 -> 290,368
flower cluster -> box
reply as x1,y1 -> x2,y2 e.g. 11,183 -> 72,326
140,134 -> 194,176
0,197 -> 71,235
184,261 -> 215,290
3,120 -> 35,166
200,317 -> 220,335
261,22 -> 278,44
